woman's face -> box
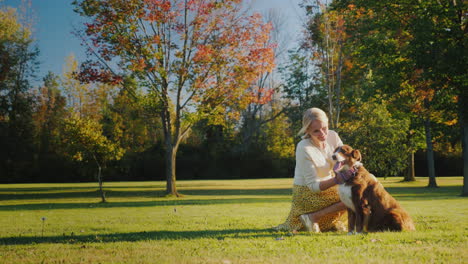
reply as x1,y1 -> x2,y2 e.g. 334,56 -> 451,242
307,120 -> 328,142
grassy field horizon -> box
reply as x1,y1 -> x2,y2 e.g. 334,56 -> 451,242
1,177 -> 467,263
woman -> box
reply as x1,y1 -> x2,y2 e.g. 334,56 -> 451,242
274,108 -> 353,232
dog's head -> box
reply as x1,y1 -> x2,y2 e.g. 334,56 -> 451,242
332,145 -> 362,172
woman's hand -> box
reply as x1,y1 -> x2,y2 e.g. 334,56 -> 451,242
334,169 -> 356,184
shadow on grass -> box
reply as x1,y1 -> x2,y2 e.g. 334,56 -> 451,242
0,228 -> 278,245
384,186 -> 463,200
1,185 -> 463,211
1,185 -> 462,202
1,185 -> 464,212
0,188 -> 292,201
0,185 -> 164,192
0,197 -> 290,211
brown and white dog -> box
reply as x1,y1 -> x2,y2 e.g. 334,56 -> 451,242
332,145 -> 415,233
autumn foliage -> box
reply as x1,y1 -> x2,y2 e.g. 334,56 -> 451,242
73,0 -> 275,100
72,0 -> 276,195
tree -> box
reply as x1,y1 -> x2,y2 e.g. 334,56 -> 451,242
339,100 -> 411,177
264,103 -> 295,159
32,72 -> 67,178
61,113 -> 124,202
333,0 -> 466,188
103,78 -> 155,151
237,9 -> 286,154
62,54 -> 109,121
101,76 -> 163,179
0,6 -> 38,182
302,0 -> 350,129
72,0 -> 275,196
279,48 -> 320,135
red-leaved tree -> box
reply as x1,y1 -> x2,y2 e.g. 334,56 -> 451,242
72,0 -> 275,196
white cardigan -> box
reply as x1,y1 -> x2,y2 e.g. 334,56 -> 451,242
293,130 -> 343,192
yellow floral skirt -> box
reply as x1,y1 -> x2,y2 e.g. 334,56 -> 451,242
274,185 -> 347,232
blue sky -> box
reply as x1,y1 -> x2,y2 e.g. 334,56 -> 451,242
2,0 -> 304,86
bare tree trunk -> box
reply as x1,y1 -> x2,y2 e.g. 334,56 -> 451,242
333,40 -> 344,129
424,116 -> 438,188
97,165 -> 106,203
159,86 -> 182,197
452,0 -> 468,196
93,155 -> 106,203
461,104 -> 468,196
404,152 -> 416,181
240,108 -> 258,154
164,144 -> 180,197
404,129 -> 416,182
162,114 -> 181,197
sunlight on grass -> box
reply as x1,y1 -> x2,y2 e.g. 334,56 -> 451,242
0,177 -> 467,263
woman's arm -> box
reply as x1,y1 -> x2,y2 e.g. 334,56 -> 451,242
319,177 -> 338,191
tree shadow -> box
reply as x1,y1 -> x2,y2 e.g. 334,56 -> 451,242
0,185 -> 164,192
0,228 -> 279,245
384,186 -> 463,200
0,188 -> 292,201
0,197 -> 290,211
1,185 -> 463,212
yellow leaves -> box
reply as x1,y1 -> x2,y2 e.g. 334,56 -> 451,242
265,111 -> 294,159
0,7 -> 31,42
444,119 -> 458,126
62,54 -> 110,121
61,114 -> 124,163
72,152 -> 83,161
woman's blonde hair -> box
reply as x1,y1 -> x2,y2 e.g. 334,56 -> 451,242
297,108 -> 329,138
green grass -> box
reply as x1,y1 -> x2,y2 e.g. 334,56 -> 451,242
0,177 -> 467,264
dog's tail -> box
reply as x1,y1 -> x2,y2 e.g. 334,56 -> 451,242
390,208 -> 416,231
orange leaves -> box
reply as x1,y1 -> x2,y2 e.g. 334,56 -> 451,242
399,69 -> 439,116
75,0 -> 276,120
129,58 -> 147,72
144,0 -> 173,22
249,88 -> 274,105
191,5 -> 275,99
193,44 -> 214,63
343,58 -> 354,70
152,35 -> 161,44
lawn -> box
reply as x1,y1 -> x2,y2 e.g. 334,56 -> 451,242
0,177 -> 466,264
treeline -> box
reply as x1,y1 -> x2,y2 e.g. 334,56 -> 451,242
1,1 -> 465,186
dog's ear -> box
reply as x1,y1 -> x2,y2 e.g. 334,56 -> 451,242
352,149 -> 362,161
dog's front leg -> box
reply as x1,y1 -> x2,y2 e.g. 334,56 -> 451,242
355,198 -> 372,233
354,208 -> 365,233
352,188 -> 366,234
362,199 -> 371,233
347,208 -> 356,235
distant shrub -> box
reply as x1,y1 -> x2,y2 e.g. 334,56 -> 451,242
339,100 -> 410,177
